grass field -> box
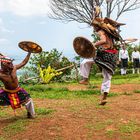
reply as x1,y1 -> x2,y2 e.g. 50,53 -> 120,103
1,74 -> 140,140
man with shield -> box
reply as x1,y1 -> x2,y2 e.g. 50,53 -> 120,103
91,17 -> 123,105
74,15 -> 124,105
0,41 -> 42,118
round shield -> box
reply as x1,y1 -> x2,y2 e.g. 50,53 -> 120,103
73,37 -> 96,58
18,41 -> 42,53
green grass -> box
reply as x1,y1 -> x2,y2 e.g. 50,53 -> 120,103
21,84 -> 119,100
0,109 -> 9,118
3,119 -> 27,136
85,119 -> 114,131
134,90 -> 140,93
105,130 -> 116,138
24,84 -> 102,99
0,107 -> 55,139
35,108 -> 56,116
0,137 -> 6,140
118,121 -> 140,134
90,73 -> 140,85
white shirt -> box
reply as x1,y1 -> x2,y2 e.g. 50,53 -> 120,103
131,51 -> 140,62
119,49 -> 129,61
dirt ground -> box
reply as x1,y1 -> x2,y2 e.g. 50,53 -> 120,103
1,83 -> 140,140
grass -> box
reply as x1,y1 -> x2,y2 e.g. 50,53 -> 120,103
3,119 -> 27,137
0,107 -> 55,139
134,90 -> 140,93
89,73 -> 140,85
22,84 -> 119,100
35,108 -> 56,116
24,84 -> 102,99
118,121 -> 140,134
0,137 -> 5,140
0,108 -> 9,118
85,119 -> 114,131
1,74 -> 140,139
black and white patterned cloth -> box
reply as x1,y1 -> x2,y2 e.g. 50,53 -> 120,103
95,50 -> 118,75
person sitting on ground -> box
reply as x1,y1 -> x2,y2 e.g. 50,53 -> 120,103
0,52 -> 35,118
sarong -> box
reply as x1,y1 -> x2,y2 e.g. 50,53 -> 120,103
95,50 -> 118,75
133,58 -> 139,68
121,58 -> 128,68
0,87 -> 30,109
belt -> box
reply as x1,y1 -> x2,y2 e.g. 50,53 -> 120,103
3,87 -> 21,93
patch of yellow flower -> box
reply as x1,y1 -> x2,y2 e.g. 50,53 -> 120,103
39,66 -> 62,84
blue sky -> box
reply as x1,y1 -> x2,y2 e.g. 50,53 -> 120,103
0,0 -> 140,64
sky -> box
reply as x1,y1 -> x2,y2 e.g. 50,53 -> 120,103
0,0 -> 140,64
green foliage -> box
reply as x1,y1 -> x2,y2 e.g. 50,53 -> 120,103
23,48 -> 72,82
91,32 -> 100,43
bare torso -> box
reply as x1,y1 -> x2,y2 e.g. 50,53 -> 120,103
0,52 -> 31,90
94,29 -> 114,49
0,67 -> 19,90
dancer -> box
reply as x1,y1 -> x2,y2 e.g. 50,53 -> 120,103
0,41 -> 42,118
91,17 -> 123,105
0,52 -> 35,118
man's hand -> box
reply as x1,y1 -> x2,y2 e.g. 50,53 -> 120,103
92,43 -> 97,50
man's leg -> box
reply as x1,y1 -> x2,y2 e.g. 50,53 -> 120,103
132,68 -> 135,74
25,98 -> 35,118
137,68 -> 140,74
124,68 -> 127,75
121,68 -> 124,75
79,58 -> 94,84
99,68 -> 112,105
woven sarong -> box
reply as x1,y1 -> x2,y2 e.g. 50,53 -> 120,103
133,58 -> 140,68
121,58 -> 128,68
95,50 -> 118,75
0,87 -> 30,109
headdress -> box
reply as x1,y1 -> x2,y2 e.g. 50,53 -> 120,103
91,7 -> 125,41
0,55 -> 13,63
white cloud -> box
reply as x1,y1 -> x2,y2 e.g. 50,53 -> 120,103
0,0 -> 50,17
0,38 -> 9,44
0,18 -> 14,33
0,1 -> 7,12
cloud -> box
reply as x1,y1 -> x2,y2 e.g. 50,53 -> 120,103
0,18 -> 14,33
0,38 -> 9,44
0,0 -> 50,17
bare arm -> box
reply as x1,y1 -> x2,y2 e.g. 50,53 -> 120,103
94,30 -> 107,47
15,52 -> 31,69
0,72 -> 3,79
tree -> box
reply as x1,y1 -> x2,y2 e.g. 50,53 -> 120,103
22,48 -> 72,80
50,0 -> 140,24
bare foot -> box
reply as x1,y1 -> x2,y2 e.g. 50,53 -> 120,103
99,100 -> 107,106
79,80 -> 89,85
